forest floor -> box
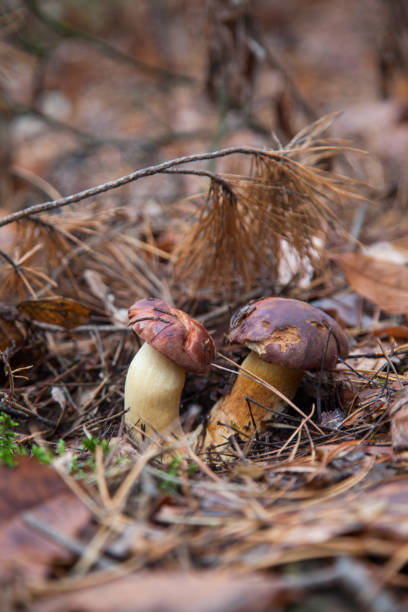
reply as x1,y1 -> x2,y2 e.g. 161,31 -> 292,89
1,1 -> 408,610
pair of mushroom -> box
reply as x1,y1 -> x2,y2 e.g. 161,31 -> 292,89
124,297 -> 348,449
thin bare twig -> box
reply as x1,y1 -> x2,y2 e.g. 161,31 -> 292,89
23,512 -> 114,570
0,147 -> 299,228
23,0 -> 194,84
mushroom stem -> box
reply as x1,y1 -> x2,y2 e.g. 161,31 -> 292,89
205,351 -> 303,446
124,342 -> 185,441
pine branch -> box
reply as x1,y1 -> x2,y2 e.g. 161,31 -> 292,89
0,147 -> 288,228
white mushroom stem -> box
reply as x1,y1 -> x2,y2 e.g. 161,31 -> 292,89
124,342 -> 185,441
205,350 -> 303,446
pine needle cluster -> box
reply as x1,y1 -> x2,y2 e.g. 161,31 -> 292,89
173,116 -> 366,297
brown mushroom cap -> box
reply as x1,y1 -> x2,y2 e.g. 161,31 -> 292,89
128,298 -> 215,373
228,297 -> 349,371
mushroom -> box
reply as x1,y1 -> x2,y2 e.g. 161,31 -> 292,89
124,298 -> 215,444
205,297 -> 349,446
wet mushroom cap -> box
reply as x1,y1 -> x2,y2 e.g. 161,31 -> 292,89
128,298 -> 215,373
228,297 -> 349,371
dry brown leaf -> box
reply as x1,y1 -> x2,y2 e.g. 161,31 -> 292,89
17,298 -> 90,329
312,292 -> 372,328
390,390 -> 408,463
338,252 -> 408,315
31,571 -> 283,612
0,458 -> 90,579
0,314 -> 23,351
373,325 -> 408,339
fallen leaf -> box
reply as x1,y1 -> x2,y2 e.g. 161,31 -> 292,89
338,252 -> 408,315
373,325 -> 408,339
31,571 -> 284,612
0,314 -> 23,351
0,303 -> 23,351
312,292 -> 372,328
0,458 -> 90,579
390,390 -> 408,463
17,298 -> 90,329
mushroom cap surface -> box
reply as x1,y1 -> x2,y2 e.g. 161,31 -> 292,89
128,298 -> 215,373
228,297 -> 349,371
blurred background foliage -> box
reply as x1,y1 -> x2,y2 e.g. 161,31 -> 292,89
0,0 -> 407,305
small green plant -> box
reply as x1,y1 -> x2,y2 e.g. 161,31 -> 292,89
187,462 -> 198,476
69,436 -> 110,475
0,412 -> 24,467
31,444 -> 54,464
158,456 -> 183,494
30,438 -> 66,465
70,453 -> 80,474
0,414 -> 68,467
57,438 -> 66,455
81,436 -> 109,455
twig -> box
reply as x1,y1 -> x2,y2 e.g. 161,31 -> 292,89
335,556 -> 400,612
377,339 -> 404,391
110,447 -> 158,512
71,526 -> 114,577
95,444 -> 112,510
22,0 -> 193,84
277,403 -> 315,456
317,327 -> 336,422
160,168 -> 235,195
4,92 -> 209,152
31,322 -> 129,333
0,394 -> 57,427
0,147 -> 292,228
247,35 -> 316,121
23,512 -> 115,570
0,249 -> 22,274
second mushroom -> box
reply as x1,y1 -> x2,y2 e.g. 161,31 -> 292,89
205,297 -> 349,447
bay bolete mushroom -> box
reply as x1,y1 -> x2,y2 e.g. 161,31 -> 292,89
124,298 -> 215,444
205,297 -> 349,446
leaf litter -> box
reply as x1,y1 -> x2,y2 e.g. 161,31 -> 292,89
1,2 -> 408,610
1,125 -> 407,609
